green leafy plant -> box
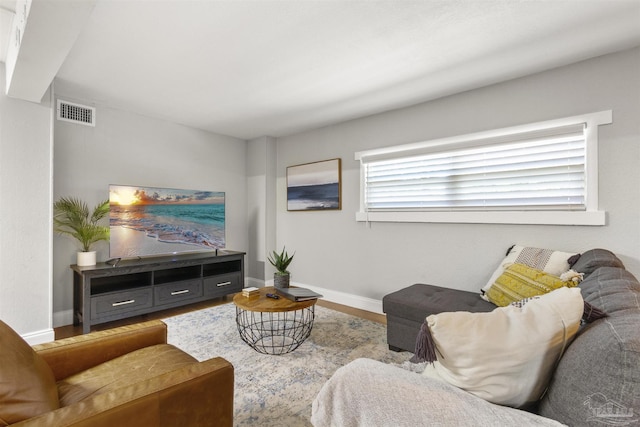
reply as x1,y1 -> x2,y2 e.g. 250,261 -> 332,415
53,197 -> 110,252
268,247 -> 295,275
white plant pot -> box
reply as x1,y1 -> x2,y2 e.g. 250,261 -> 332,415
77,251 -> 96,267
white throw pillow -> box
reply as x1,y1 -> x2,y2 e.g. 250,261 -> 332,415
481,245 -> 576,301
421,287 -> 583,408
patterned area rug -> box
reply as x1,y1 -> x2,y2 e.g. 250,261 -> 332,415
163,302 -> 412,426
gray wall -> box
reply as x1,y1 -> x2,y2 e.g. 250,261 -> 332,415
0,64 -> 54,342
5,47 -> 638,335
52,82 -> 248,325
275,47 -> 640,307
246,136 -> 277,284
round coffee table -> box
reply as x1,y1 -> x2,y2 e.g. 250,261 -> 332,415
233,286 -> 317,355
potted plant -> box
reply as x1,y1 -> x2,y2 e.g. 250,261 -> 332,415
53,196 -> 110,266
268,247 -> 295,289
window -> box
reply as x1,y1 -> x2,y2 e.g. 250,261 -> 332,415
355,111 -> 611,225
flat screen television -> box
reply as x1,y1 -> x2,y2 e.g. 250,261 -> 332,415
109,184 -> 225,259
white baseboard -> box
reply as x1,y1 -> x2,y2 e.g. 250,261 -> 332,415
22,328 -> 55,345
260,278 -> 383,315
302,283 -> 383,314
245,276 -> 265,288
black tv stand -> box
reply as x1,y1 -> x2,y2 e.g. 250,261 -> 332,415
71,251 -> 245,333
105,257 -> 122,267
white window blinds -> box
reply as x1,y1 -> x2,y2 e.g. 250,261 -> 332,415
355,111 -> 611,225
363,124 -> 586,211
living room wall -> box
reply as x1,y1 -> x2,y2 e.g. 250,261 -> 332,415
275,47 -> 640,312
52,81 -> 248,326
0,64 -> 53,342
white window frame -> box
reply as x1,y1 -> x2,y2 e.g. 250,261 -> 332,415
355,111 -> 612,226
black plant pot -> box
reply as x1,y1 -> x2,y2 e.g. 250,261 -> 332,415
274,273 -> 290,289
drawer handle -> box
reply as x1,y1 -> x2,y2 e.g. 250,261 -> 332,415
112,299 -> 135,307
216,281 -> 232,287
171,289 -> 190,296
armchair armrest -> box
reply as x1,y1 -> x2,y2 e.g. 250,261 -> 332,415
33,320 -> 167,381
13,356 -> 234,427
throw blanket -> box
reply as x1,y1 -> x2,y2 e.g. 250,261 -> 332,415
311,358 -> 565,427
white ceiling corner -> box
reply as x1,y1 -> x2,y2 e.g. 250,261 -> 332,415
5,0 -> 640,140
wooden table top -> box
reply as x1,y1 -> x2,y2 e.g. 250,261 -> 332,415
233,286 -> 317,312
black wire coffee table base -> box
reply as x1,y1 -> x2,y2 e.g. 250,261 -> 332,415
235,305 -> 315,355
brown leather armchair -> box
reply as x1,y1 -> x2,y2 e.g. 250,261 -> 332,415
0,319 -> 233,426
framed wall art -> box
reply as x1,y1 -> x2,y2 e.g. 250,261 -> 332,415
287,158 -> 342,211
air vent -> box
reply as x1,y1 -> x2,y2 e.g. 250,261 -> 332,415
57,99 -> 95,127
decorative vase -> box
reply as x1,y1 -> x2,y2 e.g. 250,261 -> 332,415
77,251 -> 96,267
274,273 -> 290,289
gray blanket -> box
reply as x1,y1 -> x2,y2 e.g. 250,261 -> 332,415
311,358 -> 566,427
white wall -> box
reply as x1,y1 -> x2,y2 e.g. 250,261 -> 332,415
0,63 -> 54,343
52,82 -> 248,326
276,47 -> 640,312
246,136 -> 277,284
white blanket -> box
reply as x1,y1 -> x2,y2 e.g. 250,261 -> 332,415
311,358 -> 566,427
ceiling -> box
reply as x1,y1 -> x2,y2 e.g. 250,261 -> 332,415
2,0 -> 640,140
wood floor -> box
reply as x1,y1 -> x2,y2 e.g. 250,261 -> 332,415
54,294 -> 386,340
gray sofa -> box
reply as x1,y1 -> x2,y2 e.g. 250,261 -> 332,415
311,249 -> 640,426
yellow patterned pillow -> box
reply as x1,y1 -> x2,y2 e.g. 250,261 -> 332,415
485,263 -> 577,307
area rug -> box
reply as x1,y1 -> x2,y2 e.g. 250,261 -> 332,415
163,302 -> 412,426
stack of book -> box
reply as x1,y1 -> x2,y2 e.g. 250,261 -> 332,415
275,287 -> 323,302
242,287 -> 260,298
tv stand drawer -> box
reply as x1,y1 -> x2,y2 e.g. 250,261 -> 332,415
204,273 -> 242,297
154,279 -> 203,306
91,288 -> 153,320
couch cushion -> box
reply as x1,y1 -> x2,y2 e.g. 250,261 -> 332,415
482,245 -> 576,299
418,287 -> 584,408
0,320 -> 60,426
485,263 -> 577,307
383,283 -> 494,321
57,343 -> 197,406
579,266 -> 640,315
570,248 -> 625,277
539,267 -> 640,425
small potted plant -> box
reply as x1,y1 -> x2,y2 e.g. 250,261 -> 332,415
268,247 -> 295,289
53,196 -> 110,266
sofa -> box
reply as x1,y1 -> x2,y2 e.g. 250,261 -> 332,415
311,248 -> 640,426
0,319 -> 234,426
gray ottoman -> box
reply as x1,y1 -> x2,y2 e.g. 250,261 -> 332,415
383,284 -> 495,352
